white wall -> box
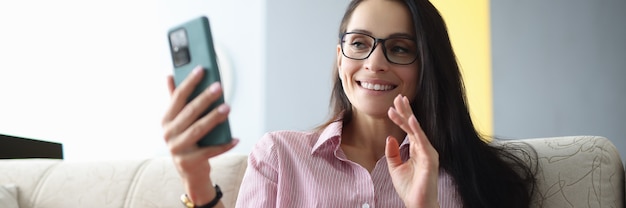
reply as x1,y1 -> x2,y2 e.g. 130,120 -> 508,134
264,0 -> 348,132
0,0 -> 167,160
491,0 -> 626,163
0,0 -> 348,161
0,0 -> 265,160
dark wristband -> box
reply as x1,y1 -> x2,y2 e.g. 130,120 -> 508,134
181,185 -> 223,208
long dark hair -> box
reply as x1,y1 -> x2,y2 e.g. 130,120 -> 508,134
320,0 -> 537,207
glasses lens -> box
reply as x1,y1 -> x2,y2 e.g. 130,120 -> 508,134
342,33 -> 374,60
341,33 -> 418,65
384,38 -> 418,64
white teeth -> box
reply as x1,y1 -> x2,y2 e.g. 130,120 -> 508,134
360,82 -> 394,91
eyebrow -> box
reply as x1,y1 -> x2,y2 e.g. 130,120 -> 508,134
348,29 -> 415,39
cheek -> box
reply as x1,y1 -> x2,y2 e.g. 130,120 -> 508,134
399,68 -> 419,95
338,60 -> 360,81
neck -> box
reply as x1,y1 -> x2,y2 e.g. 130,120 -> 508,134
342,110 -> 406,160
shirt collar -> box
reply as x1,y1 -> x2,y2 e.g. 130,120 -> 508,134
311,121 -> 343,155
311,120 -> 412,155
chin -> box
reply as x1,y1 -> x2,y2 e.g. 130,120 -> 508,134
353,105 -> 392,119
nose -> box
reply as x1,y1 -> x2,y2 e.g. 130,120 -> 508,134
363,43 -> 390,72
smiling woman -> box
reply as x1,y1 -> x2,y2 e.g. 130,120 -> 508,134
335,1 -> 419,119
163,0 -> 536,207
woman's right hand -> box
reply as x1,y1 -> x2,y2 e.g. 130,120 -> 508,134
162,66 -> 238,206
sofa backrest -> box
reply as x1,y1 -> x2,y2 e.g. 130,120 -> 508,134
0,154 -> 247,208
0,136 -> 623,208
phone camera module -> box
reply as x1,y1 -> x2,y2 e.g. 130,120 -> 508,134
169,29 -> 190,67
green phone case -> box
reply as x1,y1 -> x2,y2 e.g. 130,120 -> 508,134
168,16 -> 232,147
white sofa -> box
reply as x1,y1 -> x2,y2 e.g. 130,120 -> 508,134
0,136 -> 624,208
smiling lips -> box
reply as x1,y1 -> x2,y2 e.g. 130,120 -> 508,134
358,81 -> 397,91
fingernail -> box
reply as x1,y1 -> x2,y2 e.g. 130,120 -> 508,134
192,66 -> 203,75
208,82 -> 222,93
217,104 -> 230,114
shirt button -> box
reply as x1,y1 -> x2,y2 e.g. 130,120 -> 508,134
362,203 -> 370,208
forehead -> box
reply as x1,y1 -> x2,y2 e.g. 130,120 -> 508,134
346,0 -> 414,37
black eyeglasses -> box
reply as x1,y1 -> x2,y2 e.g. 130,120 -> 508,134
340,32 -> 418,65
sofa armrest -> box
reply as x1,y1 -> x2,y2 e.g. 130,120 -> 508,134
499,136 -> 625,207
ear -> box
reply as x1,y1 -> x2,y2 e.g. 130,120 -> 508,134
336,44 -> 343,73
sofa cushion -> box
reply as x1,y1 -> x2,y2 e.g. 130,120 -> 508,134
0,159 -> 60,207
208,154 -> 248,207
0,184 -> 18,208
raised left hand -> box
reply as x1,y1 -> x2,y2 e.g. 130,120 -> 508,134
385,94 -> 440,208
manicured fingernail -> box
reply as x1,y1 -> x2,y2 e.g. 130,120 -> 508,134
192,66 -> 203,74
218,104 -> 230,114
208,82 -> 222,93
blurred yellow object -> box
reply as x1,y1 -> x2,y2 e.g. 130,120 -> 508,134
431,0 -> 493,140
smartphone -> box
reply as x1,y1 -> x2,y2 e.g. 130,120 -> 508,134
167,16 -> 232,147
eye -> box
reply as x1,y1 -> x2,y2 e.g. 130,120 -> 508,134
386,39 -> 417,56
350,41 -> 368,50
390,46 -> 409,54
343,33 -> 373,52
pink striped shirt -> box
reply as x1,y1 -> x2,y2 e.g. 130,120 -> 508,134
236,121 -> 461,208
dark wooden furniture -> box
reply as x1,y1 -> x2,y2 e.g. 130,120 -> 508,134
0,133 -> 63,159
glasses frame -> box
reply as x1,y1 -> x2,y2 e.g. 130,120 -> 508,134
340,32 -> 419,65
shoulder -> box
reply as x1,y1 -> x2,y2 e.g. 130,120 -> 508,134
258,130 -> 319,147
250,130 -> 321,160
264,130 -> 319,141
438,169 -> 463,207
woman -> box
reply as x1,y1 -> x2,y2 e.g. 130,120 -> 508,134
162,0 -> 536,207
